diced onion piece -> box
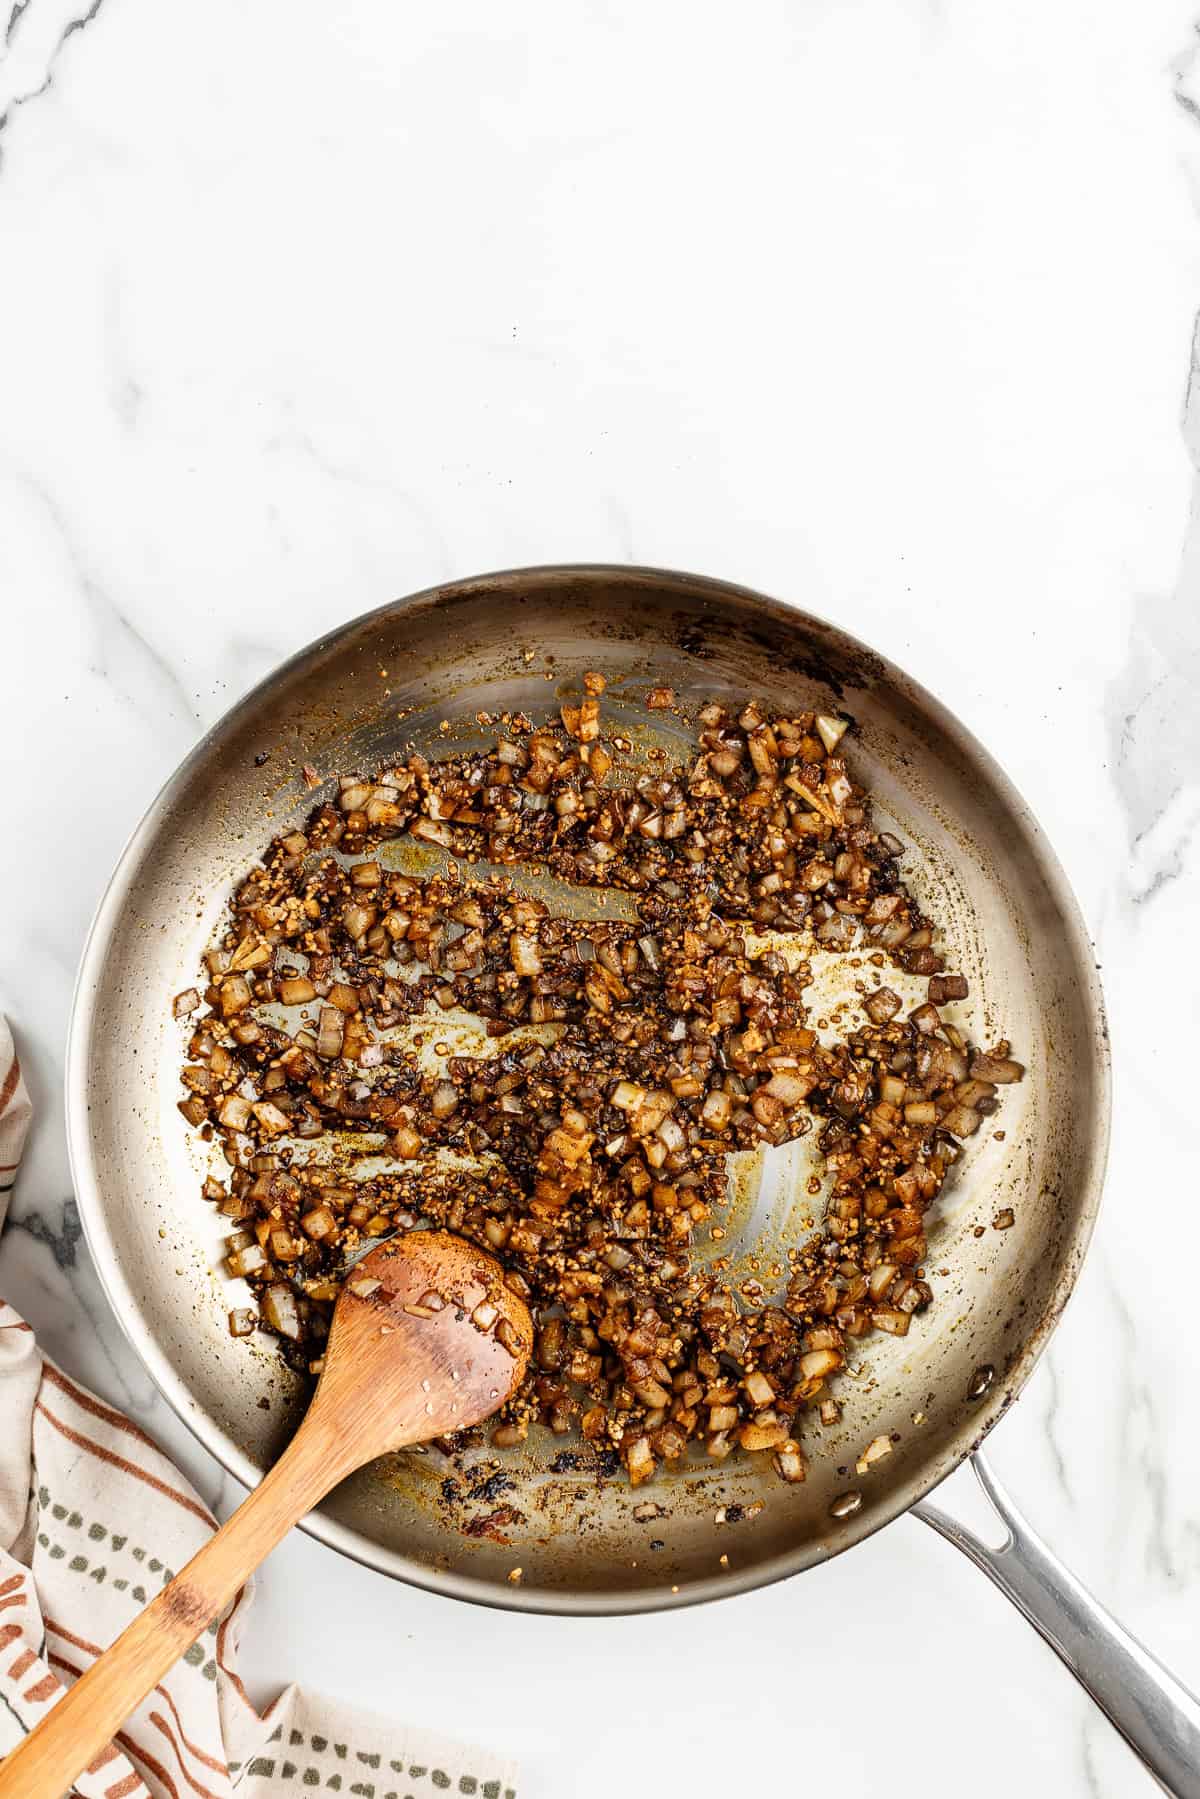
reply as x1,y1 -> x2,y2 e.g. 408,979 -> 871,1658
773,1441 -> 807,1482
300,1205 -> 336,1241
815,714 -> 849,753
225,1243 -> 267,1278
637,934 -> 661,971
430,1081 -> 459,1119
228,935 -> 271,972
868,1263 -> 897,1301
343,904 -> 377,944
279,976 -> 317,1005
316,1007 -> 345,1060
743,1370 -> 775,1407
411,817 -> 455,847
217,1094 -> 252,1131
496,1317 -> 522,1355
738,1418 -> 791,1452
763,1071 -> 810,1107
701,1090 -> 732,1131
219,975 -> 252,1018
625,1436 -> 656,1485
510,933 -> 543,976
252,1100 -> 290,1134
969,1053 -> 1025,1084
262,1284 -> 302,1339
632,1376 -> 671,1409
656,1115 -> 685,1153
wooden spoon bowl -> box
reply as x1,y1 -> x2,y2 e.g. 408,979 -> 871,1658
317,1229 -> 533,1451
0,1230 -> 531,1799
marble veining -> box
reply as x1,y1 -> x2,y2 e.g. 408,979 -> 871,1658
2,2 -> 1200,1793
0,0 -> 105,139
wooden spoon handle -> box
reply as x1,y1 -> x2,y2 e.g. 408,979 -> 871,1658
0,1417 -> 356,1799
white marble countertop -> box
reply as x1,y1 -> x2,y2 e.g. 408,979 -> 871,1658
3,2 -> 1200,1793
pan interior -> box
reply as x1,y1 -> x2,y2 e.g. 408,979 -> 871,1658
69,568 -> 1107,1612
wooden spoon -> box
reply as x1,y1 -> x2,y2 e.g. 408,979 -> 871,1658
0,1230 -> 532,1799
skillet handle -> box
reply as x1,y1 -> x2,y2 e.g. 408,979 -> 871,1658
915,1451 -> 1200,1797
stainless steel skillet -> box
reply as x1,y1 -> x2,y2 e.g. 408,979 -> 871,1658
66,566 -> 1200,1793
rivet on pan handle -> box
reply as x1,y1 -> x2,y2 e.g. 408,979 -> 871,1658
916,1452 -> 1200,1798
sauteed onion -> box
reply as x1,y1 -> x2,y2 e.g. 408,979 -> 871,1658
176,681 -> 1022,1486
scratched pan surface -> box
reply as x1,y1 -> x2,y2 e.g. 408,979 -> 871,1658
67,566 -> 1109,1614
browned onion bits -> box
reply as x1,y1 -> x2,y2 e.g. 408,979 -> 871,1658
177,684 -> 1022,1487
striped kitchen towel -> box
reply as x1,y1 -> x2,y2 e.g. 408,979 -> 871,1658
0,1020 -> 31,1216
0,1017 -> 519,1799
